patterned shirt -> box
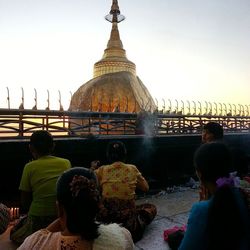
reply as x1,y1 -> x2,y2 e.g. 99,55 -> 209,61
95,162 -> 146,200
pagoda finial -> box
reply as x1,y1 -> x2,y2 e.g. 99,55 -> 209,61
105,0 -> 125,23
93,0 -> 136,78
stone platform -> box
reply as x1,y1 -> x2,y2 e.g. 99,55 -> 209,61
0,188 -> 199,250
135,188 -> 198,250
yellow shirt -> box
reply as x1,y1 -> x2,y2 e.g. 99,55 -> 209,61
95,162 -> 145,200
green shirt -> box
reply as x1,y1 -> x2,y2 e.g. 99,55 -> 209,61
19,156 -> 71,216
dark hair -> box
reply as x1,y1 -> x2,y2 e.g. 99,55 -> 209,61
106,140 -> 127,163
30,130 -> 54,155
194,142 -> 232,183
194,143 -> 250,250
203,122 -> 223,140
231,148 -> 249,178
56,167 -> 100,240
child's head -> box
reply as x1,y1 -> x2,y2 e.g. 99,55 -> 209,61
30,130 -> 54,156
202,122 -> 223,143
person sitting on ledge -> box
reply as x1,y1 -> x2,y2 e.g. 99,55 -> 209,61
179,142 -> 250,250
10,130 -> 71,245
91,140 -> 157,242
201,122 -> 224,144
17,167 -> 134,250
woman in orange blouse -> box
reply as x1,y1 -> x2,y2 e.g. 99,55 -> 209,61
92,140 -> 157,242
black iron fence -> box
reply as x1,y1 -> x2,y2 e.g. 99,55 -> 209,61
0,108 -> 249,138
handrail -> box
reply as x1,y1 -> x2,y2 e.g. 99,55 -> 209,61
0,108 -> 249,138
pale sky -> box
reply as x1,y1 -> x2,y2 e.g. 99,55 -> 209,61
0,0 -> 249,110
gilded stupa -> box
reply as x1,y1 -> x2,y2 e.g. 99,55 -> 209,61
69,0 -> 156,113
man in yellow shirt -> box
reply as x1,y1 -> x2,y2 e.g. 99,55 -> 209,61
10,130 -> 71,245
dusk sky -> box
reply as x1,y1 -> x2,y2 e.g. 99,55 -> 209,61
0,0 -> 249,110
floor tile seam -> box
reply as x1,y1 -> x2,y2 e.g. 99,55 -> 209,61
156,211 -> 189,220
136,189 -> 199,200
157,210 -> 190,217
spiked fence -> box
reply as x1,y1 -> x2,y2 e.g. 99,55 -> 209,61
0,88 -> 249,138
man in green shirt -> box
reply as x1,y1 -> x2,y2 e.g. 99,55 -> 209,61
10,130 -> 71,244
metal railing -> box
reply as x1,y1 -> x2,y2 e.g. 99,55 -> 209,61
0,108 -> 249,138
2,87 -> 250,116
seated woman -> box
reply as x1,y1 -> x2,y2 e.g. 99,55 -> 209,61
179,142 -> 250,250
17,167 -> 134,250
92,140 -> 157,242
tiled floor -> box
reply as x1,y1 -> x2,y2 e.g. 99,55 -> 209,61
135,189 -> 199,250
0,188 -> 199,250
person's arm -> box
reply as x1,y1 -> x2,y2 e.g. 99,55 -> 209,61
136,174 -> 149,192
19,164 -> 33,213
20,190 -> 32,213
178,202 -> 209,250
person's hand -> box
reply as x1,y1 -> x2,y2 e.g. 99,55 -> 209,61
90,160 -> 100,170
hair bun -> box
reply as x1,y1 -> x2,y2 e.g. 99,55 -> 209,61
69,175 -> 99,202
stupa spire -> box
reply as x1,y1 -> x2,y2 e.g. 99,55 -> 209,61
93,0 -> 136,78
105,0 -> 125,23
69,0 -> 156,114
105,0 -> 125,49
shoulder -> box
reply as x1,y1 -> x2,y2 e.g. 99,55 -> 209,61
188,200 -> 211,222
95,165 -> 107,175
25,229 -> 55,239
94,223 -> 134,250
122,163 -> 139,172
191,200 -> 210,213
24,160 -> 37,169
18,229 -> 59,249
45,157 -> 71,170
23,158 -> 43,170
126,164 -> 137,169
98,164 -> 109,170
51,156 -> 71,164
21,161 -> 36,176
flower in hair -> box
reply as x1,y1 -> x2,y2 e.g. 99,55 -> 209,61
69,175 -> 93,197
216,171 -> 240,188
69,175 -> 87,197
69,175 -> 99,202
